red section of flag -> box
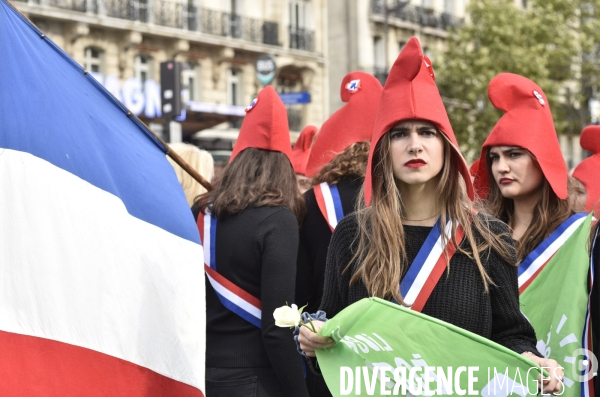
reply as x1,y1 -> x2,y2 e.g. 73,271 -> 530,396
0,331 -> 204,397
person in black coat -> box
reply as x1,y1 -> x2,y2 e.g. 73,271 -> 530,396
194,86 -> 308,397
294,72 -> 382,397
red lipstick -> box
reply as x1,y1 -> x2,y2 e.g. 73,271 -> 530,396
404,159 -> 427,168
499,178 -> 514,185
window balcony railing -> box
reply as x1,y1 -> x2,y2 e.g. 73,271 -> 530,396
288,26 -> 314,52
17,0 -> 280,46
370,0 -> 463,31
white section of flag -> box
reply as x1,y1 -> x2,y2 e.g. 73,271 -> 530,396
518,217 -> 586,287
0,148 -> 205,391
319,182 -> 339,229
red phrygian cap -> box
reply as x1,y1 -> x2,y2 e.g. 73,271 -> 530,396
364,36 -> 474,206
573,126 -> 600,212
473,73 -> 568,199
304,71 -> 383,177
290,125 -> 318,175
230,85 -> 292,163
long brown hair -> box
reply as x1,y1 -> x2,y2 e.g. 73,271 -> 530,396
196,148 -> 305,222
311,141 -> 370,185
483,150 -> 575,262
350,132 -> 514,305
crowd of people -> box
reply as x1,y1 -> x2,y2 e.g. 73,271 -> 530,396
174,36 -> 600,397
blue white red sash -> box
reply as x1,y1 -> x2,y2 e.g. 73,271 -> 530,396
400,218 -> 466,312
313,182 -> 344,232
197,209 -> 262,328
581,225 -> 598,397
518,213 -> 588,294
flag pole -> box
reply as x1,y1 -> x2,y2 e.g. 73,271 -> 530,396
134,115 -> 214,192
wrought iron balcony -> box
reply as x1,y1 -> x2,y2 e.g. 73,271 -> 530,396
370,0 -> 463,30
289,26 -> 314,52
16,0 -> 280,46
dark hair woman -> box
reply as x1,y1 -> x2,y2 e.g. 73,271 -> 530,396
194,86 -> 308,397
473,73 -> 596,397
297,38 -> 563,395
295,71 -> 381,397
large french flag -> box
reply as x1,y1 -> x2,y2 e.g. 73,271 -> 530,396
0,1 -> 205,395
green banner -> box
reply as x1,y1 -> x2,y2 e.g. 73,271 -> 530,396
520,214 -> 594,397
316,298 -> 546,396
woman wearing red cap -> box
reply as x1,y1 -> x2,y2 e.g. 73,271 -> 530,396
297,38 -> 562,395
295,71 -> 382,397
573,126 -> 600,396
194,86 -> 308,397
472,73 -> 595,395
573,126 -> 600,215
296,71 -> 382,315
290,125 -> 318,194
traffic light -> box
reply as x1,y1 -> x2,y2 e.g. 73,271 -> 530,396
160,60 -> 182,119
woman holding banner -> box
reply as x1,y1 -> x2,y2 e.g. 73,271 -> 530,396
297,38 -> 563,395
195,86 -> 308,397
471,73 -> 596,397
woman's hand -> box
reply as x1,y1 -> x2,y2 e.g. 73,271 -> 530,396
298,320 -> 336,357
522,352 -> 564,395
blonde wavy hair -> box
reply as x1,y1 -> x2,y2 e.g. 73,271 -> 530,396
311,141 -> 370,186
350,131 -> 515,305
167,143 -> 214,207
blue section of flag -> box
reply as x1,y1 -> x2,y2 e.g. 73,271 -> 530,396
329,184 -> 344,223
0,0 -> 198,243
399,218 -> 443,297
518,212 -> 587,277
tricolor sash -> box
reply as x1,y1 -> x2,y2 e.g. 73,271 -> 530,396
197,209 -> 262,328
518,212 -> 588,294
313,182 -> 344,232
400,218 -> 466,312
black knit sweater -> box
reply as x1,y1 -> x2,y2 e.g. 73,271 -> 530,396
194,206 -> 309,397
321,211 -> 540,355
296,177 -> 364,314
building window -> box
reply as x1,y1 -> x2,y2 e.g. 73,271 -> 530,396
227,69 -> 242,106
289,0 -> 313,51
84,47 -> 104,73
134,54 -> 153,88
182,64 -> 200,102
445,0 -> 453,14
398,41 -> 406,54
374,36 -> 386,85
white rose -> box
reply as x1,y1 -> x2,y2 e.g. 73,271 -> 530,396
273,304 -> 302,327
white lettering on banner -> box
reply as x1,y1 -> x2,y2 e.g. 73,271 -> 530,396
340,333 -> 394,354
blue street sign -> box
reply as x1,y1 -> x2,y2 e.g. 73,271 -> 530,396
279,92 -> 311,105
